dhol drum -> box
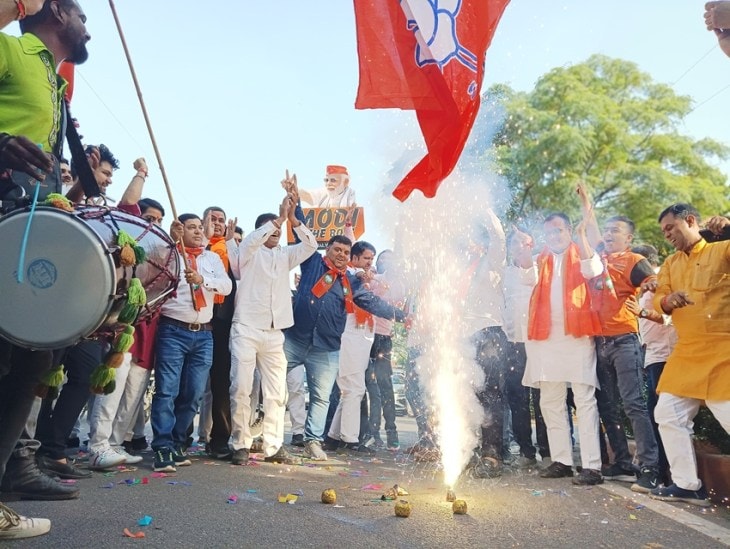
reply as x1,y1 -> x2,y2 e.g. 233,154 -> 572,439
0,205 -> 179,349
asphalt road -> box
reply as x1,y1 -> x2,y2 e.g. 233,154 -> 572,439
4,416 -> 730,548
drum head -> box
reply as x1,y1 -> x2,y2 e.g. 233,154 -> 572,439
0,207 -> 115,349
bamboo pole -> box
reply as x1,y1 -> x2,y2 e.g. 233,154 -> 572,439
108,0 -> 198,309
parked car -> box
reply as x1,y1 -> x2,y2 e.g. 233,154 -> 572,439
392,372 -> 409,416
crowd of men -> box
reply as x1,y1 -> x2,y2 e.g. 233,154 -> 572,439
0,0 -> 729,541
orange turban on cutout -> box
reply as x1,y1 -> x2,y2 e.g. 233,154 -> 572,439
326,165 -> 348,176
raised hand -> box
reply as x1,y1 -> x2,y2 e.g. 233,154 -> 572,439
226,217 -> 238,241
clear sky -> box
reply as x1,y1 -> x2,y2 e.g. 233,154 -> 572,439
9,1 -> 728,250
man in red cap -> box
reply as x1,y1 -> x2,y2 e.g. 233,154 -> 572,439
300,165 -> 357,208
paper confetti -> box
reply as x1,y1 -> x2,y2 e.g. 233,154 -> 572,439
227,494 -> 238,504
137,516 -> 152,527
123,528 -> 145,539
277,494 -> 298,503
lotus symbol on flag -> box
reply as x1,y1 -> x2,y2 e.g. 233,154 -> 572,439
403,0 -> 479,76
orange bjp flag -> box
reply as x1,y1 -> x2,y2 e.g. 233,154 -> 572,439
354,0 -> 510,201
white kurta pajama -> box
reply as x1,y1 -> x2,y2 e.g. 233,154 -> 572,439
227,221 -> 317,456
327,313 -> 374,443
523,251 -> 604,470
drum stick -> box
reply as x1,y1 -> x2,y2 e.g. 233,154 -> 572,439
108,0 -> 198,310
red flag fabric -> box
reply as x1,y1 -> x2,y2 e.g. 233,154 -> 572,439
354,0 -> 510,201
58,61 -> 75,103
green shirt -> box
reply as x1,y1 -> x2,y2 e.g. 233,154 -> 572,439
0,32 -> 68,154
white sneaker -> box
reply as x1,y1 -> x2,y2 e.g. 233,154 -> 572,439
0,503 -> 50,540
304,440 -> 328,461
89,447 -> 126,470
113,446 -> 143,465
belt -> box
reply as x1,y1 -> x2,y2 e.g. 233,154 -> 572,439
595,333 -> 638,345
159,316 -> 212,332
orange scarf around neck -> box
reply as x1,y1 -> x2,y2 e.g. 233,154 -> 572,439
178,243 -> 207,311
527,243 -> 601,341
207,236 -> 229,305
311,257 -> 354,313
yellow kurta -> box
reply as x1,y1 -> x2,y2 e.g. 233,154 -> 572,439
654,239 -> 730,400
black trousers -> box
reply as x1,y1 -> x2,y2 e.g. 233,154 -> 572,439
0,339 -> 53,478
208,317 -> 233,449
36,340 -> 102,460
473,327 -> 508,460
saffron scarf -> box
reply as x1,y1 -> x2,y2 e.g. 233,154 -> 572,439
527,243 -> 601,341
177,244 -> 207,311
311,257 -> 354,313
207,236 -> 229,305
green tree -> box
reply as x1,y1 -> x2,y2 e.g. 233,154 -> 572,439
483,54 -> 730,254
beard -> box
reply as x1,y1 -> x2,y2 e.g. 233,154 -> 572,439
68,41 -> 89,65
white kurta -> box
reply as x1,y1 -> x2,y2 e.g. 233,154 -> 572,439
523,251 -> 602,389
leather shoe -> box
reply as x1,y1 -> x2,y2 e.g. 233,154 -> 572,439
36,455 -> 92,480
539,461 -> 574,478
205,443 -> 232,461
1,456 -> 79,500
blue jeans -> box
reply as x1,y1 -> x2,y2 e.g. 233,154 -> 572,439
595,333 -> 659,468
284,335 -> 339,442
645,361 -> 670,483
151,324 -> 213,450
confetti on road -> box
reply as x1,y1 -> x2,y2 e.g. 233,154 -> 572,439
137,516 -> 153,526
123,528 -> 145,538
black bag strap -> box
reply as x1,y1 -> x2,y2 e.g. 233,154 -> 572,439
64,100 -> 100,198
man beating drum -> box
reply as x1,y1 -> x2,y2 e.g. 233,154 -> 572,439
0,0 -> 93,539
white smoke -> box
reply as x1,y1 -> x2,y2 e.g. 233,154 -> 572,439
388,172 -> 507,486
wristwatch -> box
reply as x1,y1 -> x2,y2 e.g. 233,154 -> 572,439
639,309 -> 649,318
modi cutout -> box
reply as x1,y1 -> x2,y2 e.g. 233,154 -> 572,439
300,165 -> 357,208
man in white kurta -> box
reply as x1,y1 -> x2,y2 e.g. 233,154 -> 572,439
227,195 -> 318,465
523,213 -> 604,485
326,241 -> 377,453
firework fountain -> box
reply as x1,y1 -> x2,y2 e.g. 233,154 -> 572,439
388,173 -> 505,490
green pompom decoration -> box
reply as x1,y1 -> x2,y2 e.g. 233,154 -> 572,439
118,302 -> 139,324
40,366 -> 65,388
133,245 -> 146,264
89,365 -> 116,395
113,325 -> 135,353
102,379 -> 116,395
127,278 -> 147,306
116,229 -> 137,247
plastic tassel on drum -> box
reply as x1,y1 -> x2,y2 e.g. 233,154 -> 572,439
43,193 -> 74,212
113,325 -> 135,353
90,364 -> 116,395
127,278 -> 146,307
34,365 -> 65,400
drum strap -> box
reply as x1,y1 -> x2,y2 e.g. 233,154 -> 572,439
64,100 -> 100,199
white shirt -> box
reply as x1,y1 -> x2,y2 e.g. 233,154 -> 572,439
305,186 -> 357,208
227,221 -> 317,330
161,250 -> 232,324
502,263 -> 538,343
372,271 -> 407,336
639,289 -> 677,366
462,208 -> 506,334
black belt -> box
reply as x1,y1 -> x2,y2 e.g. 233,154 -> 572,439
159,316 -> 212,332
